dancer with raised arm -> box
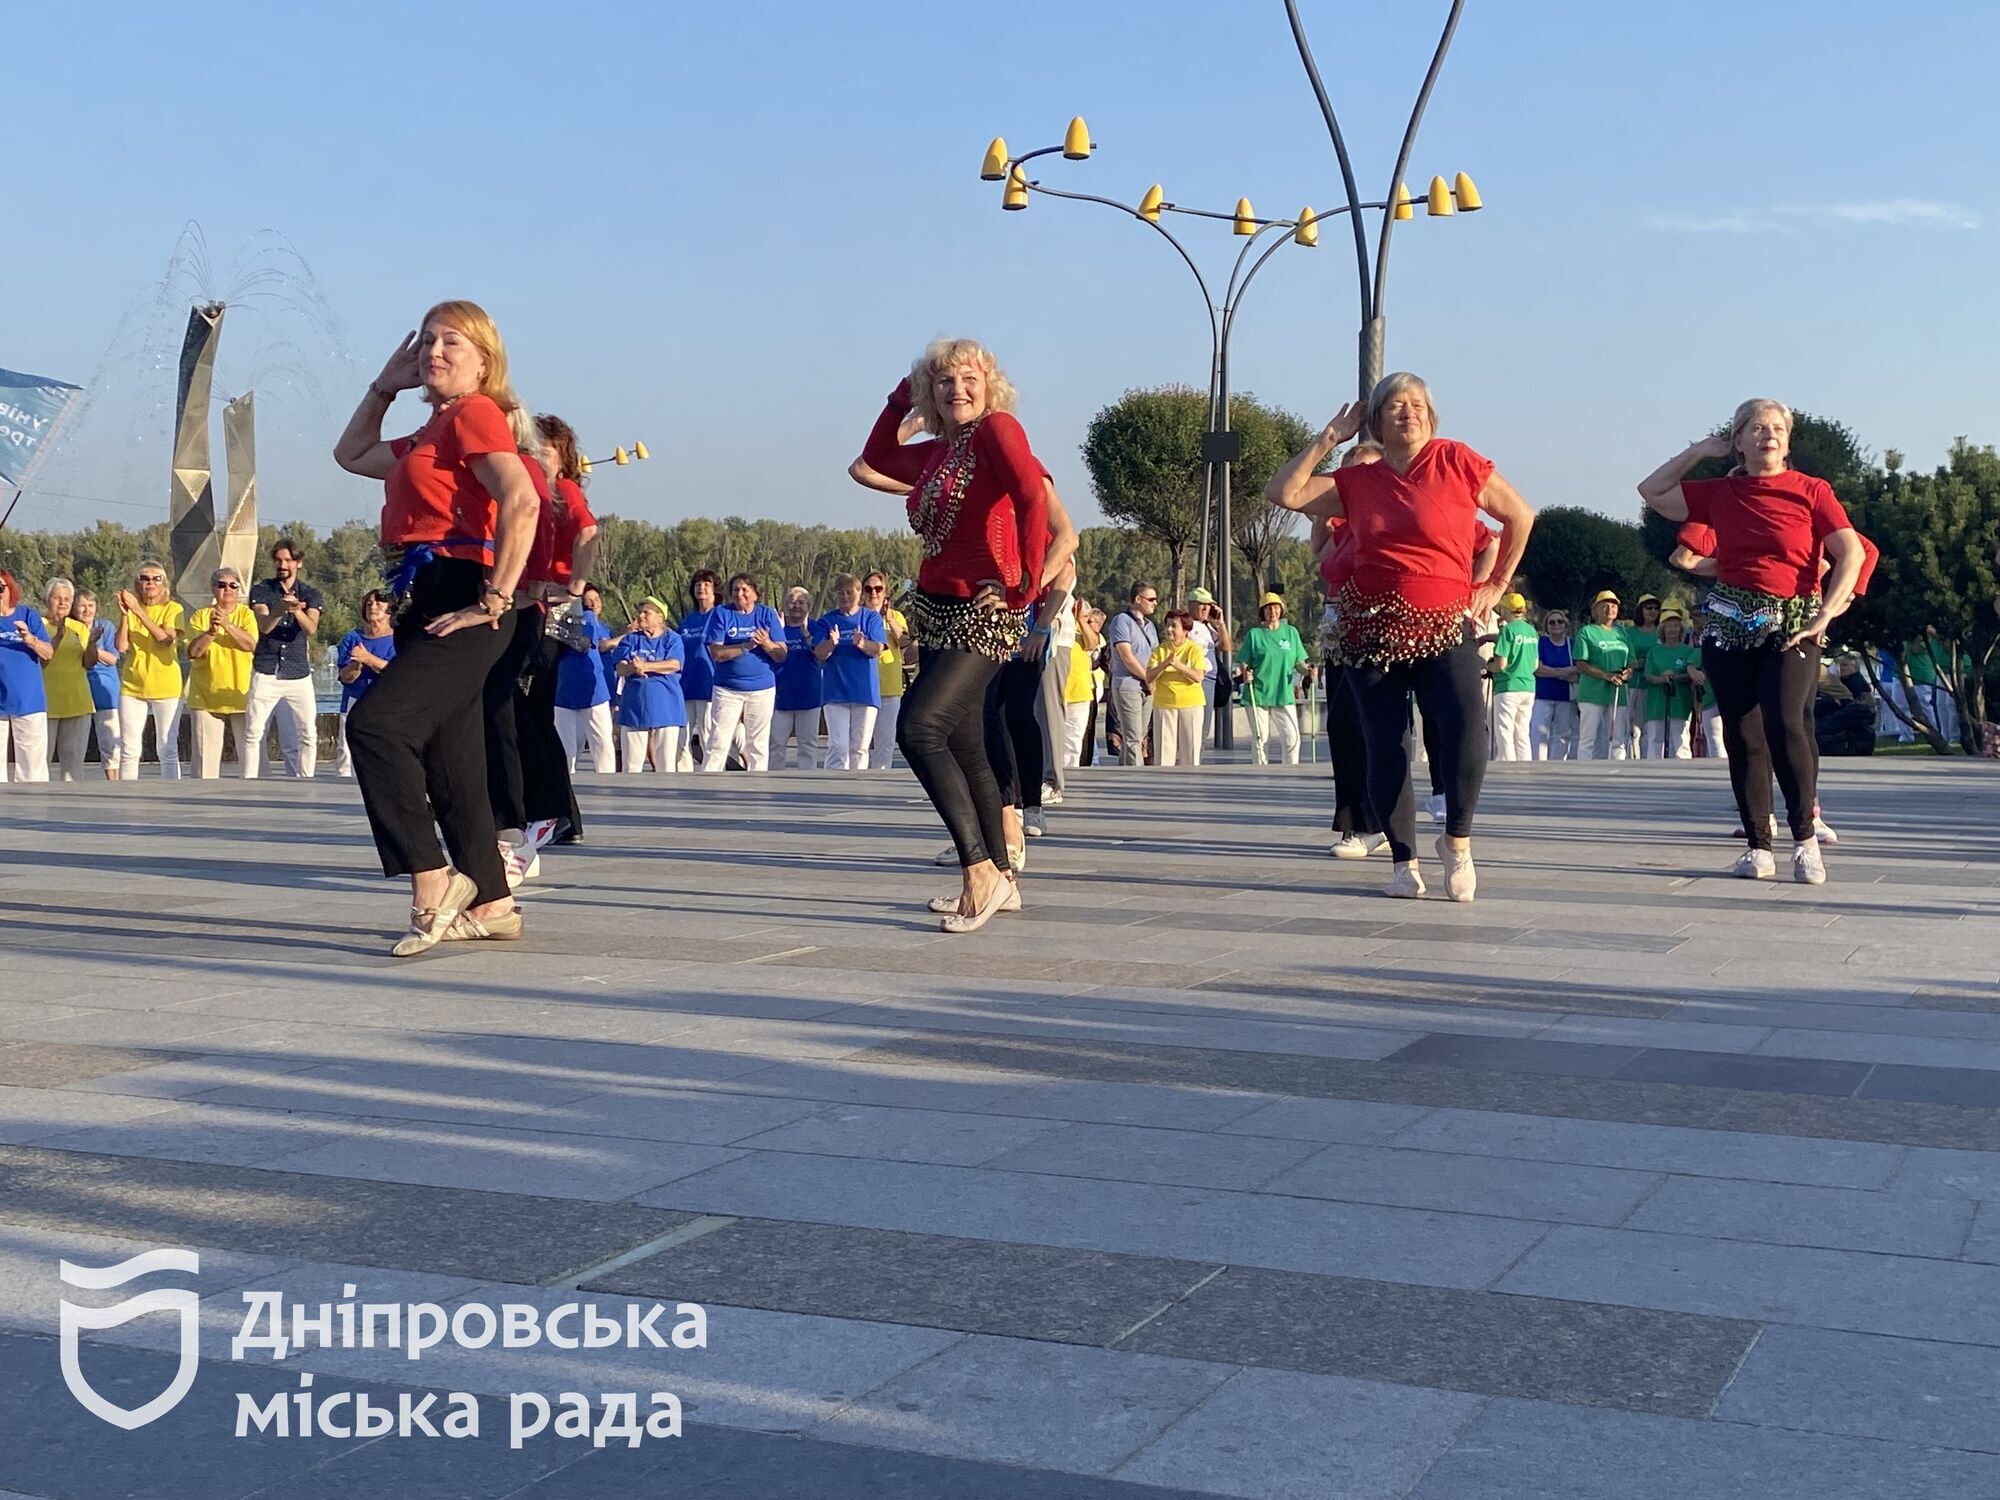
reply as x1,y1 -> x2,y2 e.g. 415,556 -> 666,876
851,338 -> 1052,932
1638,399 -> 1864,884
1267,374 -> 1534,900
334,301 -> 540,953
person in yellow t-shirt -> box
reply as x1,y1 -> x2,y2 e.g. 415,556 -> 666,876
1059,598 -> 1101,769
1146,609 -> 1209,767
113,560 -> 187,780
186,567 -> 260,778
40,578 -> 97,781
864,571 -> 914,772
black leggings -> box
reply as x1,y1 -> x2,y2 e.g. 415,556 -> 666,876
1323,663 -> 1379,838
897,646 -> 1007,869
347,559 -> 513,906
1346,637 -> 1487,862
1707,638 -> 1820,848
985,658 -> 1046,811
485,611 -> 578,834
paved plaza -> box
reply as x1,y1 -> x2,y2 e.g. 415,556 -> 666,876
3,754 -> 1998,1497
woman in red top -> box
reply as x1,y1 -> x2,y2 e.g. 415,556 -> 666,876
1640,399 -> 1865,885
1268,374 -> 1534,901
851,337 -> 1053,933
1312,443 -> 1388,860
334,300 -> 540,955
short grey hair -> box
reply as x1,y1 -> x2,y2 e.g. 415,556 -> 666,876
830,572 -> 860,596
212,567 -> 242,587
783,585 -> 812,610
43,576 -> 74,603
1366,372 -> 1436,443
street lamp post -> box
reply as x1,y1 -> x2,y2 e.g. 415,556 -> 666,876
578,440 -> 651,476
1284,0 -> 1477,400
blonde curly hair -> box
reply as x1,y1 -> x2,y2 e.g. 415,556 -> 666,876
908,337 -> 1017,436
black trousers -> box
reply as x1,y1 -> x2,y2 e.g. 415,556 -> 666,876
1323,662 -> 1380,838
897,646 -> 1007,869
485,610 -> 579,834
347,559 -> 512,906
1346,636 -> 1487,863
1708,637 -> 1821,848
985,658 -> 1046,811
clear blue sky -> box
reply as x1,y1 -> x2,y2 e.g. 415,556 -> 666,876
12,1 -> 1997,539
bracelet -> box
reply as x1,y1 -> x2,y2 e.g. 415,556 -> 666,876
369,381 -> 397,402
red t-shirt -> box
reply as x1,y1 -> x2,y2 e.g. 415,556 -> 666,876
1678,517 -> 1877,598
549,478 -> 596,587
862,397 -> 1051,608
1679,470 -> 1852,598
1328,438 -> 1496,608
520,453 -> 559,584
1319,516 -> 1355,590
383,394 -> 514,559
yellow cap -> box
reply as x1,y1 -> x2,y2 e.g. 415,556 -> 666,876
1259,592 -> 1285,609
1592,589 -> 1620,606
1502,592 -> 1526,612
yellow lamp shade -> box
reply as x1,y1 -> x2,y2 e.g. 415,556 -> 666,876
612,447 -> 629,466
1137,183 -> 1164,224
1393,181 -> 1414,221
578,456 -> 593,475
1232,197 -> 1255,236
633,441 -> 649,461
980,137 -> 1009,181
1426,175 -> 1455,216
1062,116 -> 1091,160
1453,171 -> 1482,211
1002,164 -> 1028,211
1293,206 -> 1319,248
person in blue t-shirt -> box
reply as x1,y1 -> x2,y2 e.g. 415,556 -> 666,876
702,573 -> 787,773
770,585 -> 823,770
0,569 -> 54,782
334,590 -> 399,778
74,590 -> 123,778
677,570 -> 720,767
611,597 -> 687,773
1529,607 -> 1580,761
553,587 -> 616,774
812,571 -> 886,770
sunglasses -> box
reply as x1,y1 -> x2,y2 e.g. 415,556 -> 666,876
214,581 -> 240,589
138,576 -> 165,585
864,585 -> 886,593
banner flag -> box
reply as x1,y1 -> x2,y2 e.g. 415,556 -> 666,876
0,365 -> 83,489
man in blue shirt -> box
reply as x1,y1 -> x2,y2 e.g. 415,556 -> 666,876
242,537 -> 324,778
1106,581 -> 1159,766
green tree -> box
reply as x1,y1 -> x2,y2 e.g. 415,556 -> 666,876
1228,395 -> 1315,599
1520,507 -> 1678,617
1082,386 -> 1210,603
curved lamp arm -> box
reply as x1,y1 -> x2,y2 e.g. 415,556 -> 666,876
1284,0 -> 1372,322
1372,0 -> 1468,322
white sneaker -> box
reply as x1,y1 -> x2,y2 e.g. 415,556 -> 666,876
1793,839 -> 1827,885
1426,793 -> 1447,824
498,841 -> 537,890
1733,849 -> 1776,880
1023,808 -> 1047,838
1331,833 -> 1389,860
1434,835 -> 1476,903
1041,784 -> 1064,806
1385,862 -> 1427,899
1812,815 -> 1838,846
934,845 -> 959,867
525,818 -> 562,850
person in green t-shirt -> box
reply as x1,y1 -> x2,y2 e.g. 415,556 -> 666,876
1236,593 -> 1310,765
1573,591 -> 1636,761
1484,592 -> 1538,761
1642,610 -> 1701,759
1620,594 -> 1662,757
1693,631 -> 1725,758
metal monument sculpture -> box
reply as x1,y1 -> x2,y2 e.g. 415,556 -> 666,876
220,391 -> 258,585
168,302 -> 226,603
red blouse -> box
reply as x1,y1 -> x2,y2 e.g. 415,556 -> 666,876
383,393 -> 514,559
520,453 -> 559,584
1328,438 -> 1496,610
1679,514 -> 1877,599
550,478 -> 596,588
1679,470 -> 1853,599
862,386 -> 1051,609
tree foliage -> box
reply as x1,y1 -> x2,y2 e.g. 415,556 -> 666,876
1518,507 -> 1681,617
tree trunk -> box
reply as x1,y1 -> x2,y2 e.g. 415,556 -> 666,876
1858,648 -> 1949,754
1167,542 -> 1188,605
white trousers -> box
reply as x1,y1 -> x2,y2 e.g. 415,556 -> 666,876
1577,701 -> 1630,761
705,686 -> 774,772
1491,691 -> 1534,762
190,709 -> 247,779
1155,704 -> 1203,767
822,703 -> 877,770
871,695 -> 902,770
1530,700 -> 1578,761
1642,718 -> 1692,760
242,673 -> 318,779
769,708 -> 823,770
117,695 -> 182,779
687,698 -> 742,770
93,708 -> 121,777
0,713 -> 49,782
1248,703 -> 1300,765
335,707 -> 355,777
556,703 -> 617,773
1702,706 -> 1728,759
49,715 -> 91,781
621,725 -> 685,773
1060,700 -> 1092,768
1915,684 -> 1960,743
